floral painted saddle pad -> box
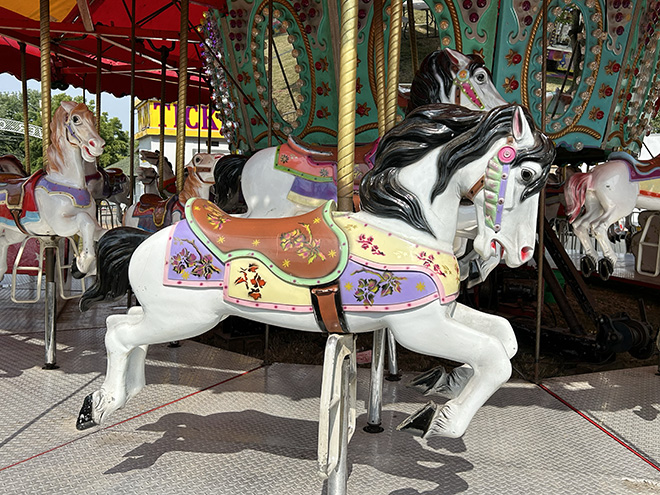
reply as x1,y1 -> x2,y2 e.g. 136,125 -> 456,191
164,199 -> 460,314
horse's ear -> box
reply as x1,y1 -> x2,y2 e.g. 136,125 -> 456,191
512,106 -> 531,142
445,48 -> 469,69
60,100 -> 77,114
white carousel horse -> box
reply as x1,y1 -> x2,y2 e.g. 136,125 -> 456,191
123,153 -> 220,232
85,162 -> 131,225
76,104 -> 554,440
136,164 -> 160,196
0,101 -> 106,278
213,48 -> 506,220
565,151 -> 660,280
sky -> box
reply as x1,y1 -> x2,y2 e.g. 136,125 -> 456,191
0,72 -> 131,130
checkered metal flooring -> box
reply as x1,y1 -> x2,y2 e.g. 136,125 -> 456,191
1,281 -> 659,494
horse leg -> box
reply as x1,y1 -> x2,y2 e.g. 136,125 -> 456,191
571,199 -> 602,276
75,212 -> 105,275
409,303 -> 516,400
389,302 -> 512,438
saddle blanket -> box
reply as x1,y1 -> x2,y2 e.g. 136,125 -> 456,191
131,195 -> 185,233
274,140 -> 377,207
163,199 -> 459,313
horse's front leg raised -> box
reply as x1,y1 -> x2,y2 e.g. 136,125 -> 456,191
389,302 -> 512,438
74,211 -> 105,275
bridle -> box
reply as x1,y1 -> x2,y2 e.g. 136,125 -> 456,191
454,68 -> 485,110
464,138 -> 517,233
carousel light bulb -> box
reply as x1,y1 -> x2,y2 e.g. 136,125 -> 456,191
291,49 -> 300,58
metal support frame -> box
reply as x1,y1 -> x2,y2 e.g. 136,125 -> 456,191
43,240 -> 58,369
318,333 -> 357,495
386,328 -> 401,380
364,329 -> 385,433
636,213 -> 660,277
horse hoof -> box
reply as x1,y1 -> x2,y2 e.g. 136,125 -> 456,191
396,401 -> 437,436
580,256 -> 596,278
598,258 -> 614,281
407,366 -> 447,395
70,259 -> 85,280
76,394 -> 98,430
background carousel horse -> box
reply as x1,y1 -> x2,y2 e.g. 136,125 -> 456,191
565,151 -> 660,280
136,164 -> 160,196
0,154 -> 28,178
139,150 -> 177,196
84,162 -> 131,225
76,103 -> 554,441
0,100 -> 106,278
213,48 -> 506,220
123,153 -> 219,232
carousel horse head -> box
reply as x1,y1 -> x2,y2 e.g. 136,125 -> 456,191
406,48 -> 506,113
361,103 -> 554,268
178,153 -> 220,204
50,100 -> 105,167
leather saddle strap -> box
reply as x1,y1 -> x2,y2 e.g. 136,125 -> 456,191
464,175 -> 485,202
310,282 -> 349,334
10,209 -> 31,236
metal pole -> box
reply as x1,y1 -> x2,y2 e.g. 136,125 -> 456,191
327,356 -> 350,495
405,0 -> 418,77
20,42 -> 31,174
267,0 -> 273,147
39,0 -> 50,168
207,93 -> 212,153
96,37 -> 102,135
385,0 -> 403,132
128,0 -> 136,202
373,0 -> 386,136
535,0 -> 549,384
158,48 -> 168,193
364,329 -> 385,433
386,328 -> 400,380
175,0 -> 188,193
43,239 -> 58,369
335,0 -> 359,212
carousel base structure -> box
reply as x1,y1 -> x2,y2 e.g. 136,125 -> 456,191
0,284 -> 659,493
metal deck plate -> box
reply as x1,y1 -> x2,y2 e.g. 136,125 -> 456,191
1,294 -> 659,493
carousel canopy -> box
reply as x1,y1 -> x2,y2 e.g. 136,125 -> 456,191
0,0 -> 223,105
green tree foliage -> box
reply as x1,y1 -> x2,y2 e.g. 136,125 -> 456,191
0,90 -> 129,170
651,112 -> 660,134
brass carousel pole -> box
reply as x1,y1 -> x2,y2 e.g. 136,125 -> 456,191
40,0 -> 57,370
158,48 -> 168,193
373,0 -> 386,136
385,0 -> 403,131
176,0 -> 189,192
267,0 -> 274,147
20,42 -> 31,173
405,0 -> 418,78
96,37 -> 102,138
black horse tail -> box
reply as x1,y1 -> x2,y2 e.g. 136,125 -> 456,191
79,227 -> 151,312
213,154 -> 249,212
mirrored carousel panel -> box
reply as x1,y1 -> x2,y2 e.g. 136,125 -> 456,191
202,0 -> 660,156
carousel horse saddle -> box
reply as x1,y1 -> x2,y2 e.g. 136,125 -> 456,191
133,194 -> 183,229
277,135 -> 378,182
186,198 -> 348,286
610,151 -> 660,181
0,170 -> 43,211
102,167 -> 128,196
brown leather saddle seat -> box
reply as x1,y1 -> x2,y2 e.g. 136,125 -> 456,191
134,194 -> 180,228
0,170 -> 44,210
287,134 -> 377,166
187,198 -> 348,285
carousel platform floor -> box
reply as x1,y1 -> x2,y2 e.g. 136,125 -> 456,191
1,281 -> 660,494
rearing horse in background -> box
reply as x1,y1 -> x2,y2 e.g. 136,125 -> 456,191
566,151 -> 660,280
0,101 -> 106,278
77,104 -> 554,440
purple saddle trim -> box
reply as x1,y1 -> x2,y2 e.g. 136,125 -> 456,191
36,176 -> 92,208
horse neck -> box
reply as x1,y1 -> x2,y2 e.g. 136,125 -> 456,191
48,133 -> 87,188
179,174 -> 211,205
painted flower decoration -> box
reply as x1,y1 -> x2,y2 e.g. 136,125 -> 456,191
171,248 -> 196,274
191,254 -> 222,279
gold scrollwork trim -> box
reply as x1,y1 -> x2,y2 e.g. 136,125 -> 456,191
444,0 -> 462,52
549,125 -> 601,140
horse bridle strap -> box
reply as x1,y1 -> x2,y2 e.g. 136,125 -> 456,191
464,175 -> 485,202
310,283 -> 350,334
454,69 -> 485,110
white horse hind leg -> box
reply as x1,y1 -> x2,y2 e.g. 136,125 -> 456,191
389,302 -> 512,438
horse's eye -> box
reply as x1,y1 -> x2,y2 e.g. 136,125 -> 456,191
73,116 -> 81,124
521,169 -> 534,183
476,73 -> 486,83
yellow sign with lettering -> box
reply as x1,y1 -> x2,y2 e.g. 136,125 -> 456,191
135,100 -> 224,139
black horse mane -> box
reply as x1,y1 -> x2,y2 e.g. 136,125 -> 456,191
406,49 -> 489,114
359,103 -> 555,237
